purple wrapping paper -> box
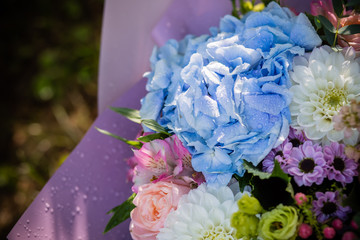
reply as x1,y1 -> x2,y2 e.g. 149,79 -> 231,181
9,0 -> 313,239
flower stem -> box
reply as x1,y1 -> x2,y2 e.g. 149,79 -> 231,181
333,19 -> 340,47
231,0 -> 238,18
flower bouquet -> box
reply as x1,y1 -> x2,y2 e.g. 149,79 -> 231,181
100,0 -> 360,239
8,0 -> 360,239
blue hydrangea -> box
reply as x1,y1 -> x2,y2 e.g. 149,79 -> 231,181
140,2 -> 321,185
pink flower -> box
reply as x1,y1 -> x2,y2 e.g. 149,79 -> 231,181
339,14 -> 360,52
342,232 -> 358,240
323,226 -> 336,239
332,218 -> 343,230
295,192 -> 308,206
299,223 -> 313,239
129,180 -> 190,240
130,135 -> 203,192
311,0 -> 337,26
311,0 -> 360,52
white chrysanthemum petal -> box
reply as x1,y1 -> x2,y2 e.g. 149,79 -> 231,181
304,125 -> 326,140
299,102 -> 315,114
290,103 -> 301,116
326,129 -> 344,142
317,118 -> 333,132
344,62 -> 360,79
292,65 -> 314,83
291,85 -> 309,104
309,45 -> 330,63
157,184 -> 237,240
293,55 -> 309,66
298,113 -> 315,127
290,46 -> 360,145
310,60 -> 326,79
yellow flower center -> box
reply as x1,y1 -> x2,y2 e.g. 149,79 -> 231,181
321,88 -> 348,112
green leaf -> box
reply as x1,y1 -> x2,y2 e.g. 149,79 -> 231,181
141,119 -> 171,135
137,132 -> 170,142
332,0 -> 344,18
243,161 -> 271,179
110,107 -> 141,124
338,24 -> 360,35
314,16 -> 322,31
270,161 -> 290,182
95,127 -> 142,149
233,172 -> 253,192
104,193 -> 136,233
243,160 -> 290,182
324,27 -> 336,47
346,0 -> 360,7
318,15 -> 336,33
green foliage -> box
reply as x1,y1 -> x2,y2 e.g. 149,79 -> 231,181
346,0 -> 360,7
332,0 -> 344,18
241,161 -> 293,210
141,119 -> 171,135
137,133 -> 170,142
338,24 -> 360,35
104,193 -> 136,234
110,107 -> 141,124
95,127 -> 142,149
109,107 -> 171,135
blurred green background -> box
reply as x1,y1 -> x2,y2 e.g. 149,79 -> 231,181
0,0 -> 104,238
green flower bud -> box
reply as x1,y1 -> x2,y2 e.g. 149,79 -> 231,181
237,194 -> 263,215
231,212 -> 259,239
241,1 -> 253,15
253,3 -> 265,12
258,205 -> 299,240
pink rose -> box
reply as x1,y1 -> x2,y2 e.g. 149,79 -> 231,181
129,180 -> 190,240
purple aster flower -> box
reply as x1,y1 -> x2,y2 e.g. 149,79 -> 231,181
313,191 -> 351,223
288,127 -> 307,147
324,142 -> 358,185
262,127 -> 307,173
323,142 -> 359,184
286,141 -> 326,186
262,139 -> 292,173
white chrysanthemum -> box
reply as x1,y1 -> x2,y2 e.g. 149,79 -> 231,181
290,46 -> 360,145
156,184 -> 240,240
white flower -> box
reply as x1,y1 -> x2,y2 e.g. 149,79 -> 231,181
156,184 -> 240,240
290,46 -> 360,145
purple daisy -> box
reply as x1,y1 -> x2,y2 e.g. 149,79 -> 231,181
288,127 -> 307,147
262,127 -> 306,173
262,139 -> 292,173
313,191 -> 351,223
323,142 -> 359,185
286,141 -> 327,186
